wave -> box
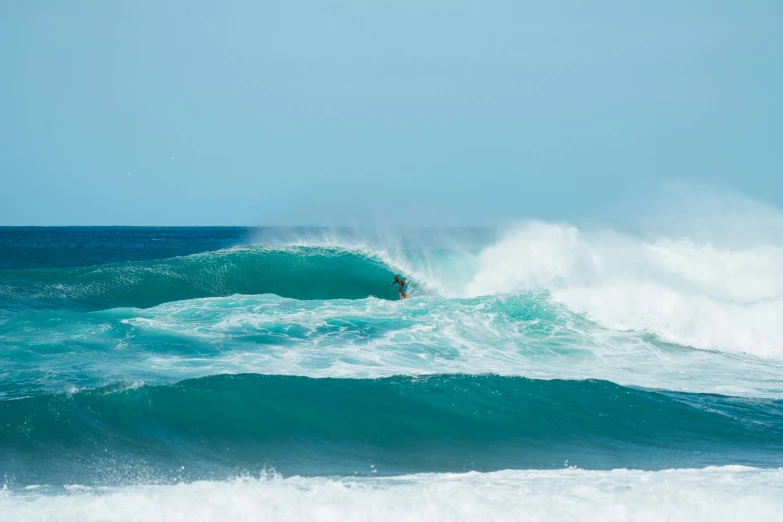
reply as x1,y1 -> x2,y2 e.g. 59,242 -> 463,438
0,246 -> 402,311
3,221 -> 783,360
2,374 -> 781,486
273,222 -> 783,360
3,467 -> 782,522
442,222 -> 783,359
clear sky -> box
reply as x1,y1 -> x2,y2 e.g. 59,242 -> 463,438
1,1 -> 781,226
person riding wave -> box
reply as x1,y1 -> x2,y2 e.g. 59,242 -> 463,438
391,274 -> 409,300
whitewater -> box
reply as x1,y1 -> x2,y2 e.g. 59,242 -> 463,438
1,224 -> 782,521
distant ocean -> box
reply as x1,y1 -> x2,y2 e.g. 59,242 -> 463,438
1,226 -> 782,521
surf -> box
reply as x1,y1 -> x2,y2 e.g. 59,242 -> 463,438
5,223 -> 783,361
4,467 -> 783,522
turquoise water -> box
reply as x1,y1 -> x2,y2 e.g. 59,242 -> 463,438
1,227 -> 782,493
2,374 -> 781,487
0,246 -> 400,312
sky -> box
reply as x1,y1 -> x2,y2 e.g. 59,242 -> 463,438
0,1 -> 781,226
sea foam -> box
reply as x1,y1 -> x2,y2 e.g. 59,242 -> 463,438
3,467 -> 782,522
460,222 -> 783,359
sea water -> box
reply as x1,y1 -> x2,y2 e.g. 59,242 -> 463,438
1,226 -> 782,521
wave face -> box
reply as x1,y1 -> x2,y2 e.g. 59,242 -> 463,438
0,246 -> 400,311
2,374 -> 782,486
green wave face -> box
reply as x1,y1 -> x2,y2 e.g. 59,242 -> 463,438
0,247 -> 401,311
2,374 -> 781,487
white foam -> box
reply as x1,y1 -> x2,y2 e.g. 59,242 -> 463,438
3,467 -> 782,522
126,294 -> 783,398
463,221 -> 783,359
554,281 -> 783,359
6,291 -> 783,399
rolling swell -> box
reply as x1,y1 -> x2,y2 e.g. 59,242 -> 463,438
2,374 -> 781,486
0,246 -> 401,311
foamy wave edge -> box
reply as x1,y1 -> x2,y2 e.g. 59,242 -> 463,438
3,466 -> 782,522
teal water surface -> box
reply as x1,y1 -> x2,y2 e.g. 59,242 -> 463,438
1,373 -> 781,487
1,228 -> 781,490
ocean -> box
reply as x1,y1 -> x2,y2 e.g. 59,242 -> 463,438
1,225 -> 782,521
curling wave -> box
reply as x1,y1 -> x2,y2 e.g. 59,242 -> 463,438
0,246 -> 402,311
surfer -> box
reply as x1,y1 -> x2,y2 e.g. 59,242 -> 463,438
391,274 -> 409,300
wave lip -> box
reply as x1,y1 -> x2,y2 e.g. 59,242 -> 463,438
0,246 -> 402,311
2,374 -> 782,487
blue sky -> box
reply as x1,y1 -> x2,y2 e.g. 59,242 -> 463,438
1,1 -> 781,226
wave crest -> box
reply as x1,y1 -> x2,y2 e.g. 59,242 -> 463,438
0,246 -> 402,310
